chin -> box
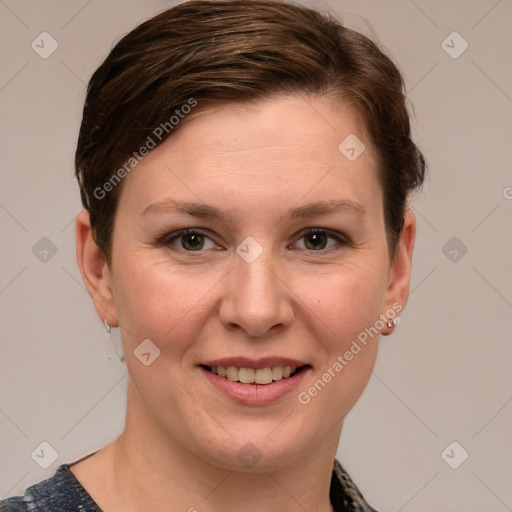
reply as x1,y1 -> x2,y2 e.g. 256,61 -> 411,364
192,428 -> 310,473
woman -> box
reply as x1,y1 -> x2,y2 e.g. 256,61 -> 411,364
0,0 -> 425,510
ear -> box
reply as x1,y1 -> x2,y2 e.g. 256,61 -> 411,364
75,210 -> 118,328
381,208 -> 416,335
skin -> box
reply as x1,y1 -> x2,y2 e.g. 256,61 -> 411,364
73,94 -> 416,512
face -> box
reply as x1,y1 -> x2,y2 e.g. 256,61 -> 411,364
79,94 -> 415,472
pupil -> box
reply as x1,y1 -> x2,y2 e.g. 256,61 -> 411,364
306,233 -> 326,250
183,234 -> 203,250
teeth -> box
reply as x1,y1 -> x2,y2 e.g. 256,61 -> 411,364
226,366 -> 239,381
208,365 -> 300,384
271,366 -> 283,380
255,367 -> 273,384
238,368 -> 254,383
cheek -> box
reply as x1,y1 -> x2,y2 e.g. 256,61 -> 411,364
296,260 -> 387,345
112,256 -> 224,351
292,263 -> 385,409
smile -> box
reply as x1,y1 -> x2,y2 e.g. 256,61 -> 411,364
202,365 -> 307,385
198,359 -> 312,405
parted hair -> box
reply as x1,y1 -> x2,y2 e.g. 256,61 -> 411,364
75,0 -> 426,264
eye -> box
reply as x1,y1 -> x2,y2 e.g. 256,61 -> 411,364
160,227 -> 350,253
293,228 -> 349,251
165,229 -> 219,251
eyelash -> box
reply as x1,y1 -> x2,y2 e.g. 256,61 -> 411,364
160,228 -> 351,253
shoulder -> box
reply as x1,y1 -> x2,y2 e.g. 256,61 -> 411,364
331,458 -> 380,512
0,464 -> 101,512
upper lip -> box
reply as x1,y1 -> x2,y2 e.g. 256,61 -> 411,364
200,357 -> 310,369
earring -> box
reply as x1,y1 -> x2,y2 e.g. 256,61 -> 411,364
386,318 -> 399,329
109,322 -> 126,364
104,318 -> 111,334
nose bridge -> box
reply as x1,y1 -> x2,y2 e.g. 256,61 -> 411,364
220,246 -> 291,337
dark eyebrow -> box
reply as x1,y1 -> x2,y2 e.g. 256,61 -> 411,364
143,198 -> 366,222
288,199 -> 366,219
143,199 -> 232,222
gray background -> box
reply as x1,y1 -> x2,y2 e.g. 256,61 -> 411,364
1,1 -> 511,510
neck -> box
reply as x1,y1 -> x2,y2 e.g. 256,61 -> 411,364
110,384 -> 339,512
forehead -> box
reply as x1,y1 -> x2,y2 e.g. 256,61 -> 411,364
117,94 -> 382,217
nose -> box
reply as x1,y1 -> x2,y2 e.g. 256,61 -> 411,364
219,250 -> 293,338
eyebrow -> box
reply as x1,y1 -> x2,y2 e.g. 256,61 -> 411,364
143,198 -> 366,222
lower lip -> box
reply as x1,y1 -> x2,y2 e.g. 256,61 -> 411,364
199,366 -> 310,405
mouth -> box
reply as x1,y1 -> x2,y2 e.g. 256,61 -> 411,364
200,364 -> 310,385
198,358 -> 312,404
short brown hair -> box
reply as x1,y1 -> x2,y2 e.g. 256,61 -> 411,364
75,0 -> 426,265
